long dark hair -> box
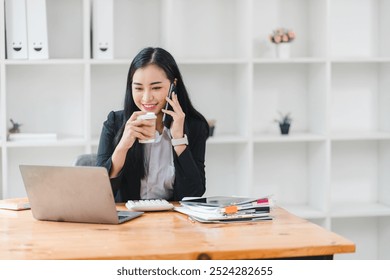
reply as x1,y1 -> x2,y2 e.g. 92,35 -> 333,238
115,47 -> 208,178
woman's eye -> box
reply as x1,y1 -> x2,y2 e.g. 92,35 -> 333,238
134,87 -> 143,91
152,87 -> 162,91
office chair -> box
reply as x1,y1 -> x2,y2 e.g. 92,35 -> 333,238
74,153 -> 98,166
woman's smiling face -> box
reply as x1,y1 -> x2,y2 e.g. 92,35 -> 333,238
132,64 -> 171,117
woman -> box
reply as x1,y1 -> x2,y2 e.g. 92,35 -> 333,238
97,47 -> 209,202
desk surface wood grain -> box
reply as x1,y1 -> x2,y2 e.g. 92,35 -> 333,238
0,205 -> 355,260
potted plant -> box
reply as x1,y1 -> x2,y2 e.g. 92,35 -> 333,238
269,28 -> 296,58
274,112 -> 292,135
207,119 -> 216,137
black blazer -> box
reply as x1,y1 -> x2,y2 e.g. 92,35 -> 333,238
96,110 -> 208,202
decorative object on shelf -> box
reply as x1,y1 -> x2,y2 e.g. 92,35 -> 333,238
274,112 -> 292,135
269,28 -> 295,59
7,118 -> 57,142
207,119 -> 216,137
275,43 -> 290,59
8,118 -> 22,133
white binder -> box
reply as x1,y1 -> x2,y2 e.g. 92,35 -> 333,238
5,0 -> 28,59
92,0 -> 114,59
26,0 -> 49,59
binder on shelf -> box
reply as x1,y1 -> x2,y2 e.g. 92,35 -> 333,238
26,0 -> 49,59
92,0 -> 114,59
5,0 -> 28,59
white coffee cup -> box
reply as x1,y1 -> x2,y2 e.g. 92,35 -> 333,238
137,112 -> 157,143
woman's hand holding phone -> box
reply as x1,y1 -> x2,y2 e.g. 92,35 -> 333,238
162,83 -> 175,128
162,92 -> 185,139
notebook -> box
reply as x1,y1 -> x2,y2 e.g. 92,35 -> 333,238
19,165 -> 143,224
0,197 -> 30,210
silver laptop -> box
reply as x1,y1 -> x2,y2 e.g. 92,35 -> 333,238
19,165 -> 143,224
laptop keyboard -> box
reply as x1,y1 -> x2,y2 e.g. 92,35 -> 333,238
117,211 -> 143,223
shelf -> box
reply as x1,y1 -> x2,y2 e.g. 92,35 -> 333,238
5,59 -> 86,65
90,57 -> 248,66
253,58 -> 327,64
93,135 -> 250,146
254,132 -> 325,143
281,204 -> 326,219
90,59 -> 131,65
206,135 -> 249,144
255,57 -> 390,64
177,58 -> 249,65
331,132 -> 390,141
6,137 -> 86,148
331,57 -> 390,63
331,202 -> 390,218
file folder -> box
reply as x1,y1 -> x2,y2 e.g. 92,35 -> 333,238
26,0 -> 49,59
5,0 -> 28,59
92,0 -> 114,59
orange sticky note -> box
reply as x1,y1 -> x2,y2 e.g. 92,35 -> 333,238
224,205 -> 238,214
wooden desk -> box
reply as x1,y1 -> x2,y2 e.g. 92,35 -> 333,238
0,206 -> 355,260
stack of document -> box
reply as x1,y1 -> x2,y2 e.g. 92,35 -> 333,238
174,196 -> 273,223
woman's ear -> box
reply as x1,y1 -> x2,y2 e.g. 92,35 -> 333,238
173,78 -> 178,87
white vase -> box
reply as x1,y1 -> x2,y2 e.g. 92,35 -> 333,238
275,43 -> 290,58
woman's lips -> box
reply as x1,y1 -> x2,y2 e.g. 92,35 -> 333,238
142,104 -> 157,111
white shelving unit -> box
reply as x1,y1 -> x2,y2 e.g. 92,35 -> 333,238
0,0 -> 389,259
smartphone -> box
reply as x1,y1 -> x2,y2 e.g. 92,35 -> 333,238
162,83 -> 175,128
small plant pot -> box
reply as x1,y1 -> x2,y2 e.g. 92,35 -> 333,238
207,119 -> 216,137
209,126 -> 215,137
275,43 -> 291,59
279,123 -> 290,135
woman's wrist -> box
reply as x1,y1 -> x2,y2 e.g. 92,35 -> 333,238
118,136 -> 136,150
